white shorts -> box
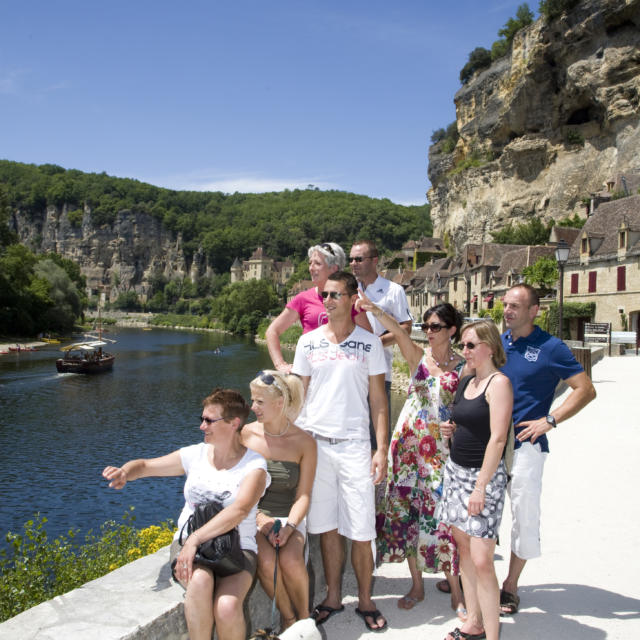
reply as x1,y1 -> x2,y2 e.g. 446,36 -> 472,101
508,441 -> 547,560
307,438 -> 376,541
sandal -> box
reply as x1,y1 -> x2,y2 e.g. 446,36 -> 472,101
499,589 -> 520,615
311,604 -> 344,626
355,607 -> 388,632
397,594 -> 424,610
445,628 -> 486,640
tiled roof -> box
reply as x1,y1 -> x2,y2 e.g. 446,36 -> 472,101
549,226 -> 581,246
568,194 -> 640,260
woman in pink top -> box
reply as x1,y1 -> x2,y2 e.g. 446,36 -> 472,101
266,242 -> 371,373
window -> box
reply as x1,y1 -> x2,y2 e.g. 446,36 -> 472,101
581,238 -> 589,254
453,278 -> 457,292
617,266 -> 626,291
588,271 -> 597,293
570,273 -> 579,294
619,231 -> 627,249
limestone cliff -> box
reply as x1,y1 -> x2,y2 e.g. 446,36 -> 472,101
11,204 -> 197,301
428,0 -> 640,251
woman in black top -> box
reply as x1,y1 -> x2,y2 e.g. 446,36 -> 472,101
437,320 -> 513,640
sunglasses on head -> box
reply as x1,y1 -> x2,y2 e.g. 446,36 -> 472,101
321,291 -> 348,300
200,415 -> 225,426
421,322 -> 448,333
257,370 -> 286,395
320,243 -> 335,256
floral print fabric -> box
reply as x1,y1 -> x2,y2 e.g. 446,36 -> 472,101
376,355 -> 464,574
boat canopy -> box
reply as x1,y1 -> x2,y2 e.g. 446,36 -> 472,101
61,341 -> 107,352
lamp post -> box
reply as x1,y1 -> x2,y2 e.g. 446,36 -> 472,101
555,240 -> 570,340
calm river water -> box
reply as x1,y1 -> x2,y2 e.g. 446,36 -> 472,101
0,328 -> 405,543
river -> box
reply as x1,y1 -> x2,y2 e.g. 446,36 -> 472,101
0,328 -> 405,544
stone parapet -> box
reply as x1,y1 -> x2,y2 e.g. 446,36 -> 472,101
0,536 -> 332,640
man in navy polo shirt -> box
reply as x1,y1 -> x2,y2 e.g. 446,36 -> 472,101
499,283 -> 595,614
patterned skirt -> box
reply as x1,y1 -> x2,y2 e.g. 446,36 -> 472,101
436,458 -> 507,539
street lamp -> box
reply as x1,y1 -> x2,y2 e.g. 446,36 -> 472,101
555,239 -> 570,340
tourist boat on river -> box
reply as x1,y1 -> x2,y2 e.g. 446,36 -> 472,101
56,310 -> 115,374
56,340 -> 115,373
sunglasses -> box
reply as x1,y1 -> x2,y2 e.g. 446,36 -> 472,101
349,256 -> 373,263
422,322 -> 448,333
320,243 -> 335,255
257,370 -> 286,395
200,415 -> 225,426
321,291 -> 348,300
460,341 -> 484,350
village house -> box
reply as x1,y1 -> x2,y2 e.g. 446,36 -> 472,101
230,247 -> 294,287
564,193 -> 640,335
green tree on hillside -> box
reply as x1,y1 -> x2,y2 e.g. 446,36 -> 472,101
492,4 -> 534,60
211,279 -> 279,335
460,47 -> 492,84
491,217 -> 552,245
539,0 -> 580,20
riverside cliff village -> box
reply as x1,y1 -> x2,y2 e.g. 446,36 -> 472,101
228,173 -> 640,341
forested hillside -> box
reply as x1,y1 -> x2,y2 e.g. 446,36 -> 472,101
1,161 -> 431,272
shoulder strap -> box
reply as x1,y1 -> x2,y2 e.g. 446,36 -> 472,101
483,373 -> 500,395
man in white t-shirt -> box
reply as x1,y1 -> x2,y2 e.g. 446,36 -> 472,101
349,239 -> 412,448
292,271 -> 389,632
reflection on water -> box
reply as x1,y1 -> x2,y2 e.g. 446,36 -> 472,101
0,328 -> 407,543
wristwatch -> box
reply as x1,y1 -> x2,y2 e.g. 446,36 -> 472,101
546,414 -> 557,428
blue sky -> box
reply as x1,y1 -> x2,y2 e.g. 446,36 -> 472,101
1,1 -> 534,205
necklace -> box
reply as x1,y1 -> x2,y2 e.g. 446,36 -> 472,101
264,420 -> 291,438
430,347 -> 456,368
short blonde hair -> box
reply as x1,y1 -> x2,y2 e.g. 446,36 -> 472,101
249,370 -> 305,422
460,319 -> 506,368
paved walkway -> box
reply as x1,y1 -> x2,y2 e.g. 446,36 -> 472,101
317,355 -> 640,640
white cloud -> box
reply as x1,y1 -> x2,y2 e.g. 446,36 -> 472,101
151,170 -> 338,194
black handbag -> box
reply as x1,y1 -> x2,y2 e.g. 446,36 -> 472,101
173,499 -> 244,577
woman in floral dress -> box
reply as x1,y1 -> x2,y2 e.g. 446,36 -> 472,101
357,295 -> 466,615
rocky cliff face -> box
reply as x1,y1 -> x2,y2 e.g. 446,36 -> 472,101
428,0 -> 640,251
11,205 -> 197,301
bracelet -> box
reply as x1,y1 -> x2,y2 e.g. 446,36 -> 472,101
373,308 -> 384,318
472,486 -> 484,494
285,521 -> 297,530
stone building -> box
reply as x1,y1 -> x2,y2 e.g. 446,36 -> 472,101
229,247 -> 294,286
564,194 -> 640,334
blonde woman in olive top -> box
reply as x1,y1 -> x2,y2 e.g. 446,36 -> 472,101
241,370 -> 317,631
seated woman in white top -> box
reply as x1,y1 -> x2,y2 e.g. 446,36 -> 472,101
102,388 -> 269,640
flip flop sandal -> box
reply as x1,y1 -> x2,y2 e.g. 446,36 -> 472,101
445,628 -> 486,640
311,604 -> 344,626
355,607 -> 388,632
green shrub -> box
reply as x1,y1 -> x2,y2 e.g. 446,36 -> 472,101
565,129 -> 585,146
0,510 -> 175,622
279,324 -> 302,345
67,209 -> 83,228
539,0 -> 580,21
460,47 -> 492,84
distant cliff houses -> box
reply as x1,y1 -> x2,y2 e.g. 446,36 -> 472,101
230,247 -> 294,286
